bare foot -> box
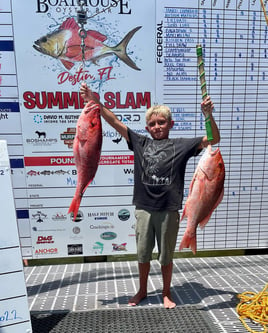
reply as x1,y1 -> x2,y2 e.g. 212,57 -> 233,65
163,294 -> 176,309
128,291 -> 147,306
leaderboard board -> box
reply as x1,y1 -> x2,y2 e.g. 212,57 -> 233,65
0,141 -> 32,333
0,0 -> 267,259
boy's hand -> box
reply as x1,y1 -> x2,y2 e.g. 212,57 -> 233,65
201,96 -> 214,116
80,83 -> 99,103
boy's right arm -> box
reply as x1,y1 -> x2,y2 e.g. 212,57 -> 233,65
80,83 -> 129,142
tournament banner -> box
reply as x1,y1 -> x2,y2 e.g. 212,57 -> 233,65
12,0 -> 155,258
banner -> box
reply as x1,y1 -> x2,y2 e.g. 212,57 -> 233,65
1,0 -> 267,258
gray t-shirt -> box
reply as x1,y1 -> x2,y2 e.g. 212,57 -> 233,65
127,128 -> 203,211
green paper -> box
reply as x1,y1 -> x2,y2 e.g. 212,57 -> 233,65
196,47 -> 202,57
205,118 -> 213,141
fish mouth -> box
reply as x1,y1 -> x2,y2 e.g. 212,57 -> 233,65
33,43 -> 42,53
207,145 -> 220,156
210,147 -> 220,156
33,43 -> 52,57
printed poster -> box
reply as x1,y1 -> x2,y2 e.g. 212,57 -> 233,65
12,0 -> 155,258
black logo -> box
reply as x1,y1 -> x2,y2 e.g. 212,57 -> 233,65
68,244 -> 83,255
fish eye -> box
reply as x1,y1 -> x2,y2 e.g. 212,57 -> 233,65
41,37 -> 47,43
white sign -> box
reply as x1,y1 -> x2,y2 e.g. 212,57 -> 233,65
0,141 -> 32,333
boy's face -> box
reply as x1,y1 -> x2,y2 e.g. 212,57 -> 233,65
145,113 -> 174,140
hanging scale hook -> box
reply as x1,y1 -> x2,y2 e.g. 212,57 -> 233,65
77,0 -> 87,67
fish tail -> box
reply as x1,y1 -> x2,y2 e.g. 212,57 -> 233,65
111,26 -> 142,70
68,195 -> 82,221
179,232 -> 197,255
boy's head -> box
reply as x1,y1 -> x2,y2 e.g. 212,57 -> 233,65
145,105 -> 172,124
145,105 -> 174,140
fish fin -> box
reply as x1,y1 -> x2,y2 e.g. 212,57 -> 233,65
66,45 -> 84,58
60,18 -> 79,31
179,232 -> 197,255
68,195 -> 82,221
198,214 -> 213,229
61,59 -> 75,70
216,187 -> 224,207
179,209 -> 186,223
188,173 -> 199,195
108,26 -> 142,71
87,30 -> 107,42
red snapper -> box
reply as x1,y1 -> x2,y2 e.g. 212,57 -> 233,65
179,145 -> 225,254
68,100 -> 102,220
33,18 -> 141,70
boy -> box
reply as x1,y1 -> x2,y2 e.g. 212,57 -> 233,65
80,83 -> 220,308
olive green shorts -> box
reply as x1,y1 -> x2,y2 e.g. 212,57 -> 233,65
134,209 -> 180,266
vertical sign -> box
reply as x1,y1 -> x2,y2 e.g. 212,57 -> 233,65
0,141 -> 32,333
11,0 -> 155,258
0,0 -> 31,260
155,0 -> 268,251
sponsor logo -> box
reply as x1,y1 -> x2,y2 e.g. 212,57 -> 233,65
36,0 -> 132,16
118,209 -> 130,221
90,222 -> 115,230
112,243 -> 127,251
33,114 -> 43,124
34,114 -> 80,124
115,113 -> 141,124
35,131 -> 46,138
26,131 -> 57,146
70,227 -> 83,240
35,248 -> 58,255
32,211 -> 47,223
72,227 -> 81,234
102,130 -> 122,139
70,210 -> 84,222
88,211 -> 114,220
52,213 -> 67,221
36,236 -> 54,244
68,244 -> 83,255
92,242 -> 104,254
27,169 -> 71,176
100,232 -> 117,240
60,128 -> 76,148
40,114 -> 57,124
32,226 -> 66,232
27,170 -> 39,176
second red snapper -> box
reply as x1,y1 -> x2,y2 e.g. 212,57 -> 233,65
179,145 -> 225,254
68,100 -> 102,220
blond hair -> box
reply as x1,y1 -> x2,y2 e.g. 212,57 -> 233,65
145,105 -> 172,124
